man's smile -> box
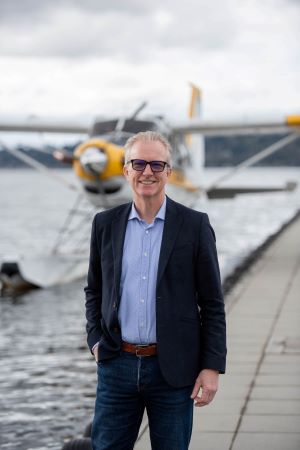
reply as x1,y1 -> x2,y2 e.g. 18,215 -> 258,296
139,180 -> 156,184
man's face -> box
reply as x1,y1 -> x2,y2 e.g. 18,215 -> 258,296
123,140 -> 171,202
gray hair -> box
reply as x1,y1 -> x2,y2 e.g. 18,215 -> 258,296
124,131 -> 172,166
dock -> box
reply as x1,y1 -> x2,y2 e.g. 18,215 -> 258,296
135,213 -> 300,450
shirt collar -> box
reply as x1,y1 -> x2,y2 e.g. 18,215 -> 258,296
128,196 -> 167,222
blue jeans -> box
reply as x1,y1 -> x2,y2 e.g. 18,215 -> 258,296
92,352 -> 194,450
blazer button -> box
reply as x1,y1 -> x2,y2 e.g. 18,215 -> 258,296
113,327 -> 119,333
113,302 -> 117,309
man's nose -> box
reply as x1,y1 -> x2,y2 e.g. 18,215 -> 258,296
142,163 -> 154,175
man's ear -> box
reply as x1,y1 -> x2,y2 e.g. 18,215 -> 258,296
123,164 -> 129,178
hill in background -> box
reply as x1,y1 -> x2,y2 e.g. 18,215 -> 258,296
0,134 -> 299,168
205,134 -> 300,166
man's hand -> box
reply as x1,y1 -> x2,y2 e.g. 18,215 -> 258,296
93,344 -> 99,362
191,369 -> 219,407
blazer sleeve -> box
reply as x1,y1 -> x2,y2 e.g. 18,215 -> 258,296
196,213 -> 227,373
84,214 -> 103,352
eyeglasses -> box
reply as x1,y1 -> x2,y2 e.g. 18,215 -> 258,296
129,159 -> 169,173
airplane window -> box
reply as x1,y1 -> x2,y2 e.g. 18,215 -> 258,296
123,120 -> 157,133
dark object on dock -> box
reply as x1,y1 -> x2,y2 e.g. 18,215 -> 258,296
0,255 -> 88,295
0,261 -> 37,294
61,437 -> 92,450
83,422 -> 92,438
61,422 -> 92,450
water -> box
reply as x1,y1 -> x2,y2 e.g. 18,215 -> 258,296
200,168 -> 300,278
1,168 -> 299,277
0,167 -> 299,449
0,281 -> 95,450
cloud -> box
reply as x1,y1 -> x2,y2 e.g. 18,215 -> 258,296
0,0 -> 299,119
0,0 -> 153,23
0,0 -> 238,59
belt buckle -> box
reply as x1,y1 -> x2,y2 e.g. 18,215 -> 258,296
135,344 -> 148,357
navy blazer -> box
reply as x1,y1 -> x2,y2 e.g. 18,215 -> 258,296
85,197 -> 226,387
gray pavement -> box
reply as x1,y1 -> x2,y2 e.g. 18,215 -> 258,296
135,214 -> 300,449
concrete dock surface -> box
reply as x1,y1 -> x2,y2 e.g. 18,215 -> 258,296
135,214 -> 300,450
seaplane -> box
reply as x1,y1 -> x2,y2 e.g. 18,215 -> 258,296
0,84 -> 299,293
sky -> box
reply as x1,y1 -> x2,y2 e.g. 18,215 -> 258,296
0,0 -> 299,127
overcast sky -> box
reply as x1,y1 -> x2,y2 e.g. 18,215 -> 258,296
0,0 -> 299,124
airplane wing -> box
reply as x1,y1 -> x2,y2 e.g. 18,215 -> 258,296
171,114 -> 300,197
0,118 -> 90,134
1,114 -> 299,136
171,115 -> 300,136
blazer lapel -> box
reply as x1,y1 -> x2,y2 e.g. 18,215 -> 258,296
157,197 -> 183,286
112,203 -> 131,302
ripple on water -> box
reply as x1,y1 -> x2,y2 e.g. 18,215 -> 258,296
0,280 -> 96,450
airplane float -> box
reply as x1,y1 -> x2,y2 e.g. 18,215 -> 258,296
0,85 -> 299,293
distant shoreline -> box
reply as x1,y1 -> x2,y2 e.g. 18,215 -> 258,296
1,133 -> 299,167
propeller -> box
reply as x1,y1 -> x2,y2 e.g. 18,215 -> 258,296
53,148 -> 75,164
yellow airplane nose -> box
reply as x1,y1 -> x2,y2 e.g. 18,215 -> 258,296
73,138 -> 125,182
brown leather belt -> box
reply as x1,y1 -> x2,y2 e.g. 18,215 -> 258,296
122,342 -> 157,356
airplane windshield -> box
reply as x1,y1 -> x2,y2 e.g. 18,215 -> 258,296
91,119 -> 158,137
91,120 -> 118,135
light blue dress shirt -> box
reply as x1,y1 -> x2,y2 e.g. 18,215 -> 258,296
118,197 -> 166,344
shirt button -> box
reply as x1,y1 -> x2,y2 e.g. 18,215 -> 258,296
142,276 -> 146,280
144,252 -> 147,256
145,230 -> 149,234
140,299 -> 144,303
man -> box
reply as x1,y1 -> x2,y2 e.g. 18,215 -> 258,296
85,131 -> 226,450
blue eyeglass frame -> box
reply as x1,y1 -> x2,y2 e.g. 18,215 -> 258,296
129,159 -> 169,172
